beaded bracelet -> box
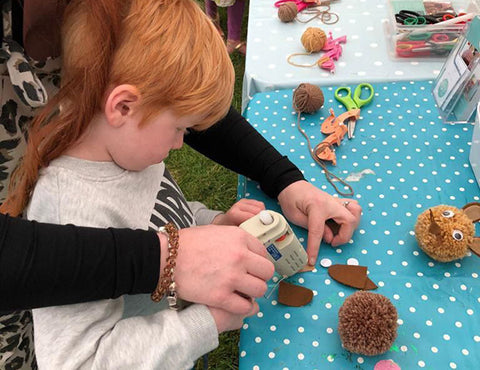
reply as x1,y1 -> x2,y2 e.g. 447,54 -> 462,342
151,222 -> 180,310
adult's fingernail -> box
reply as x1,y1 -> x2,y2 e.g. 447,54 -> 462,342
309,257 -> 316,266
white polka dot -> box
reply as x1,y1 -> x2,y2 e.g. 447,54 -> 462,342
284,338 -> 290,345
255,336 -> 262,343
298,353 -> 304,360
347,258 -> 359,265
418,360 -> 425,367
268,352 -> 275,359
326,327 -> 333,334
444,334 -> 451,341
298,327 -> 304,333
312,341 -> 319,347
431,346 -> 438,353
450,362 -> 457,369
320,258 -> 332,268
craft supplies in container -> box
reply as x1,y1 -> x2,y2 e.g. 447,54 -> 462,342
384,0 -> 479,59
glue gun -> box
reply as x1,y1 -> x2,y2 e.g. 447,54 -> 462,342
239,210 -> 308,277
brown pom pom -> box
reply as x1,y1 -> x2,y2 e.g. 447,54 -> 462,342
415,205 -> 474,262
278,2 -> 297,23
301,27 -> 326,52
338,291 -> 398,356
293,83 -> 324,114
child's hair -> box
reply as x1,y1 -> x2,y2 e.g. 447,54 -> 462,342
0,0 -> 234,217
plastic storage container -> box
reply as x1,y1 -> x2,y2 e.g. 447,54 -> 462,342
384,0 -> 480,59
470,103 -> 480,187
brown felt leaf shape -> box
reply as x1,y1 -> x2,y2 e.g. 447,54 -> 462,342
278,281 -> 313,307
469,237 -> 480,258
328,264 -> 377,290
463,202 -> 480,223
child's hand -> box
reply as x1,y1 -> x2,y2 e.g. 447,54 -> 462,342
208,300 -> 259,334
212,199 -> 265,226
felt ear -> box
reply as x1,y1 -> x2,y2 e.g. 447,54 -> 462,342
462,202 -> 480,222
328,264 -> 378,290
469,237 -> 480,258
277,281 -> 313,307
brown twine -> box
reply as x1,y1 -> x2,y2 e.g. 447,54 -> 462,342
287,53 -> 331,69
295,112 -> 354,196
296,5 -> 339,25
292,83 -> 353,196
293,83 -> 324,113
301,27 -> 327,53
278,2 -> 298,23
287,52 -> 317,67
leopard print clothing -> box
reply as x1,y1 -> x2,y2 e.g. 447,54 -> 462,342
0,1 -> 60,369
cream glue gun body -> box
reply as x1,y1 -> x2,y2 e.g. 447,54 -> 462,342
239,210 -> 308,277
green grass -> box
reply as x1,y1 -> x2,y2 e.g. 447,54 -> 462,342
165,2 -> 249,369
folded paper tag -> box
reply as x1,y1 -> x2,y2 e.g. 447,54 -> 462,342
278,281 -> 313,307
328,264 -> 378,290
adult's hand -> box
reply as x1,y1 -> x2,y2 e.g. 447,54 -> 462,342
162,225 -> 274,315
277,180 -> 362,265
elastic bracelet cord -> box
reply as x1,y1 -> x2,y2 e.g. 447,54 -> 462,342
151,222 -> 180,310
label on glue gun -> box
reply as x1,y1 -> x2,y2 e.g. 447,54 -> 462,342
239,210 -> 308,277
266,244 -> 282,261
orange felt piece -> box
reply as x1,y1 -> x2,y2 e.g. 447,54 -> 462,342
321,109 -> 337,135
278,281 -> 313,307
299,264 -> 316,272
328,264 -> 378,290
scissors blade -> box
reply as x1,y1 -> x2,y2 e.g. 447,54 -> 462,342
347,119 -> 356,139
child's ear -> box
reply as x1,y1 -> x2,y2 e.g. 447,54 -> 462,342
104,84 -> 141,127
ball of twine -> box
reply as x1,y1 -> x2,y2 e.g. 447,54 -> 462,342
278,2 -> 298,23
301,27 -> 327,52
293,83 -> 324,114
338,291 -> 398,356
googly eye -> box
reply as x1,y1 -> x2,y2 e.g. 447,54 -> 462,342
452,230 -> 463,241
442,210 -> 455,218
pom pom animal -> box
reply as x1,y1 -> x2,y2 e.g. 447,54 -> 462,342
338,291 -> 398,356
415,202 -> 480,262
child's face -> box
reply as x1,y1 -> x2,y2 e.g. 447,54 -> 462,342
111,109 -> 202,171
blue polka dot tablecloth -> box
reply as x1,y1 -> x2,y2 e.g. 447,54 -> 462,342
238,80 -> 480,370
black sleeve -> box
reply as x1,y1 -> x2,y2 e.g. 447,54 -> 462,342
0,213 -> 159,311
184,106 -> 305,198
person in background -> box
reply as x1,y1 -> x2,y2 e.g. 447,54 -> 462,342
205,0 -> 247,55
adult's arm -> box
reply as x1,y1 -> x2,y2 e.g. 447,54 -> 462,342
185,106 -> 305,198
0,213 -> 159,311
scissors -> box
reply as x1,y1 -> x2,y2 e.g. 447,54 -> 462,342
396,33 -> 456,57
334,83 -> 374,139
274,0 -> 311,12
395,10 -> 443,25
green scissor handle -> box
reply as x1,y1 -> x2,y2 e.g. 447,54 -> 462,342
353,83 -> 374,108
335,83 -> 374,111
334,86 -> 357,111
